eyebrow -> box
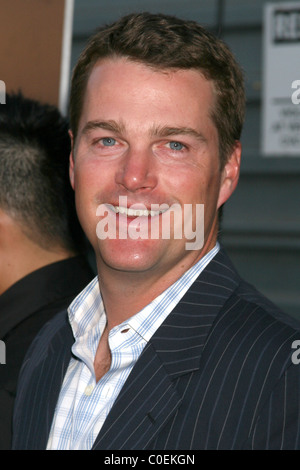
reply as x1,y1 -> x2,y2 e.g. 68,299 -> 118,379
149,125 -> 207,142
81,120 -> 206,143
81,120 -> 125,136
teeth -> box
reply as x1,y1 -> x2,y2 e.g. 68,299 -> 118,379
112,206 -> 165,217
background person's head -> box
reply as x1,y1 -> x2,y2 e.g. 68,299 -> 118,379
0,92 -> 86,255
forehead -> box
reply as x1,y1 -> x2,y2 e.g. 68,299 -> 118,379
86,57 -> 213,94
79,58 -> 216,133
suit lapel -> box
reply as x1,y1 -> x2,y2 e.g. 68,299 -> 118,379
93,248 -> 240,449
92,342 -> 182,449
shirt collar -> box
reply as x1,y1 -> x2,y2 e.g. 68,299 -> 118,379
68,276 -> 104,340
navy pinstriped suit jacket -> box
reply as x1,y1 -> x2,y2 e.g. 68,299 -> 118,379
12,248 -> 300,449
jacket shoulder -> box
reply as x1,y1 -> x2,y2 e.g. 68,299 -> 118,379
12,310 -> 73,449
234,277 -> 300,331
20,309 -> 72,370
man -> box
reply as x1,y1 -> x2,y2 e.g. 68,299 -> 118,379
0,93 -> 94,449
12,13 -> 300,450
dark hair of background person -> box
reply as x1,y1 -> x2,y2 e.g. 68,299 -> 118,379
69,12 -> 245,170
0,92 -> 86,254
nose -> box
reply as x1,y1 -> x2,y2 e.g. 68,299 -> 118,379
115,147 -> 158,193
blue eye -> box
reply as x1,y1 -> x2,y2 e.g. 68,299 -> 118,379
101,137 -> 116,146
169,141 -> 184,151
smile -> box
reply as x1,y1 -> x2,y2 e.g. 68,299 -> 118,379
110,205 -> 168,217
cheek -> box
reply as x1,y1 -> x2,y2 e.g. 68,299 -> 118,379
180,171 -> 222,222
170,170 -> 208,203
74,159 -> 106,195
72,164 -> 100,228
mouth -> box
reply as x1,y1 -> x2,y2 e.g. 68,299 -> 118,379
108,204 -> 169,218
96,200 -> 187,243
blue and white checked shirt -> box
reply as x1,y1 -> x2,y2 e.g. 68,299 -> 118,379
47,243 -> 219,450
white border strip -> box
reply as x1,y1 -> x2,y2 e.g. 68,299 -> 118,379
58,0 -> 74,115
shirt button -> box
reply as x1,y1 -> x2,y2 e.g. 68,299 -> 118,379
84,384 -> 94,396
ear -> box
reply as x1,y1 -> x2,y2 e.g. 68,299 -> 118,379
69,130 -> 75,190
217,141 -> 241,209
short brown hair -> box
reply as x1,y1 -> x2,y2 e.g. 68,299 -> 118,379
70,12 -> 245,168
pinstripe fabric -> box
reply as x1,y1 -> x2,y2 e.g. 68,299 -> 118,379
12,247 -> 300,450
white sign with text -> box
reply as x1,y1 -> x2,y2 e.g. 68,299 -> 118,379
262,2 -> 300,156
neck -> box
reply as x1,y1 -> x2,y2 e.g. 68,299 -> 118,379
0,247 -> 74,296
0,216 -> 75,295
97,267 -> 172,330
96,231 -> 217,330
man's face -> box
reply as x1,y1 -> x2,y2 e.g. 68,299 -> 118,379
70,58 -> 240,281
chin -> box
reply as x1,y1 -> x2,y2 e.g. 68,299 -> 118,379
96,237 -> 168,273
